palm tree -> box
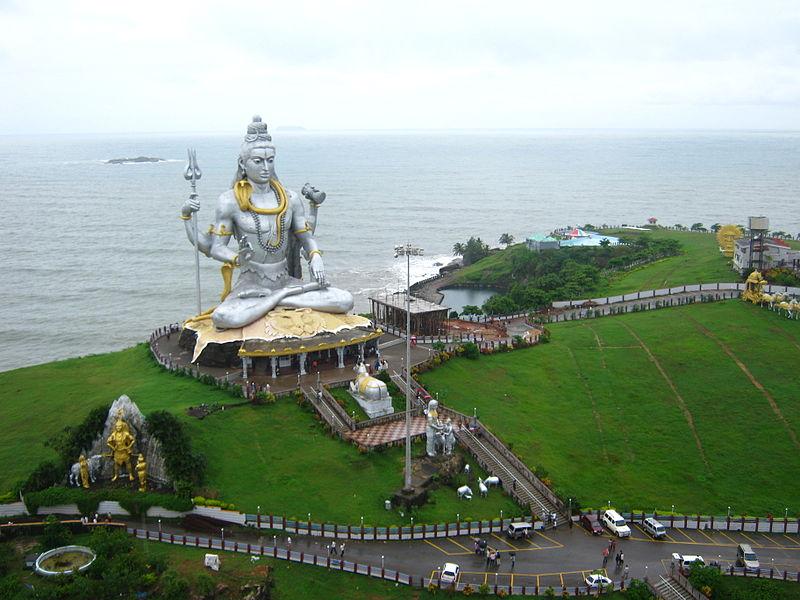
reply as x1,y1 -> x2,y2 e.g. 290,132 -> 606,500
499,233 -> 514,246
452,242 -> 466,256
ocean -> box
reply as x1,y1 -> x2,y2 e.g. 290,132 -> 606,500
1,130 -> 798,371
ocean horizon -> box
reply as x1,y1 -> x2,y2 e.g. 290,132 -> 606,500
1,129 -> 798,372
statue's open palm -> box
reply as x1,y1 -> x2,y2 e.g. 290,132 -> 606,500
309,254 -> 326,286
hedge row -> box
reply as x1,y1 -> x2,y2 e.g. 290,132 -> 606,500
24,486 -> 192,517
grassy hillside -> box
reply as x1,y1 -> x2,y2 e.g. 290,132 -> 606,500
418,301 -> 800,515
593,229 -> 736,295
0,345 -> 520,524
453,229 -> 735,301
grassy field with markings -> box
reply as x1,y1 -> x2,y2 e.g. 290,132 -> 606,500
419,300 -> 800,515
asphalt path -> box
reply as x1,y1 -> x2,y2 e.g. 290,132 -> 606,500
151,519 -> 800,589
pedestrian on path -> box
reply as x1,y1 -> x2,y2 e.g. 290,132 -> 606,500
473,538 -> 479,555
510,552 -> 516,570
340,542 -> 345,558
287,536 -> 292,550
623,565 -> 629,581
619,552 -> 624,565
330,540 -> 337,556
602,547 -> 609,567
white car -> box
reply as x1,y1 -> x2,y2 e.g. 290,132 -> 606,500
585,574 -> 612,588
440,562 -> 460,586
672,552 -> 705,572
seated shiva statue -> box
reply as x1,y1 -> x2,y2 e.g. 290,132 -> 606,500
181,116 -> 354,329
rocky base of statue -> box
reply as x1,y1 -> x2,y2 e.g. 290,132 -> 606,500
80,395 -> 170,487
392,453 -> 465,509
178,329 -> 240,367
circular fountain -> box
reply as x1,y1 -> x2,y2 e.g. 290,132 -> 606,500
34,545 -> 96,576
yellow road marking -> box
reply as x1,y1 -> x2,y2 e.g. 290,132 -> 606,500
759,533 -> 782,547
718,531 -> 740,546
483,572 -> 488,585
783,535 -> 800,547
492,532 -> 521,550
424,539 -> 455,555
739,531 -> 762,546
673,528 -> 694,542
535,530 -> 564,548
447,538 -> 475,553
559,573 -> 564,586
695,529 -> 717,544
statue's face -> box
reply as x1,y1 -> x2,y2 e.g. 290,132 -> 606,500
115,422 -> 123,432
242,147 -> 276,184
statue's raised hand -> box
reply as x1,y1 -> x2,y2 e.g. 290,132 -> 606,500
237,236 -> 255,265
309,254 -> 327,287
181,193 -> 200,218
302,183 -> 326,206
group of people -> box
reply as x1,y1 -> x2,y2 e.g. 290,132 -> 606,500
327,540 -> 346,559
472,538 -> 501,569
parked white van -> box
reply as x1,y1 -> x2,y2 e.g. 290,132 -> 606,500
642,517 -> 667,539
601,510 -> 631,537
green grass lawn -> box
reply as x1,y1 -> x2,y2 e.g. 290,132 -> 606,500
593,229 -> 736,296
0,345 -> 521,525
418,300 -> 800,516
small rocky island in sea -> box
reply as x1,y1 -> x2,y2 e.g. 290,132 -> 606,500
106,156 -> 165,164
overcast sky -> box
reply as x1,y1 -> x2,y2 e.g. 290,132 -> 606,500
1,0 -> 798,133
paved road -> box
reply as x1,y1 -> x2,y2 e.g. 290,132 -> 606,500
153,519 -> 800,589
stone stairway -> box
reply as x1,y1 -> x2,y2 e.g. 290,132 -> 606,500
456,427 -> 567,526
653,575 -> 695,600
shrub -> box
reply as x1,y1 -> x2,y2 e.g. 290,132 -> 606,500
461,342 -> 480,360
39,514 -> 72,551
146,411 -> 206,494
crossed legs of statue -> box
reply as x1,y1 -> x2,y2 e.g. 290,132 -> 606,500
212,282 -> 354,330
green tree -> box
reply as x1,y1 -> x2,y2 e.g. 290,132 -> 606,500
625,579 -> 656,600
690,222 -> 705,231
462,236 -> 490,266
710,223 -> 722,233
599,238 -> 610,247
452,242 -> 466,256
499,233 -> 515,246
39,515 -> 72,551
461,305 -> 482,316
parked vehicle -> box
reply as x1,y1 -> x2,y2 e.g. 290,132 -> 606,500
601,509 -> 631,537
735,544 -> 759,569
672,553 -> 705,572
580,514 -> 604,535
585,573 -> 613,589
506,522 -> 533,540
642,517 -> 667,539
440,562 -> 460,586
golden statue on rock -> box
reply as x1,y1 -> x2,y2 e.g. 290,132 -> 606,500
79,455 -> 90,489
136,454 -> 147,492
106,411 -> 136,482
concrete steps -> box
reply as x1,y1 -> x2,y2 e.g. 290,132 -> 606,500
653,575 -> 694,600
456,428 -> 567,526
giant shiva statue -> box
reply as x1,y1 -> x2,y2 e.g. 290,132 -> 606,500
181,116 -> 354,329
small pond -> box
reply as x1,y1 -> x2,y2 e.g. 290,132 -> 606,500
439,286 -> 501,314
35,545 -> 96,576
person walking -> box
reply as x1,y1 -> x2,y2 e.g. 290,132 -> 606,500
623,564 -> 629,581
330,540 -> 337,556
619,551 -> 624,565
339,542 -> 345,558
510,552 -> 516,570
602,547 -> 609,567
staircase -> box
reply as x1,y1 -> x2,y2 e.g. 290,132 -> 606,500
456,427 -> 567,526
653,576 -> 695,600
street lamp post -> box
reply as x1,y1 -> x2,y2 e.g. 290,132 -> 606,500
395,243 -> 424,491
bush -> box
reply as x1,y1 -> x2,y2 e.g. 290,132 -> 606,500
626,579 -> 656,600
146,411 -> 206,494
461,342 -> 480,360
688,565 -> 722,595
24,486 -> 192,517
39,514 -> 72,551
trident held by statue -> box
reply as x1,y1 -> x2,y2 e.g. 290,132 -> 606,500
184,148 -> 203,315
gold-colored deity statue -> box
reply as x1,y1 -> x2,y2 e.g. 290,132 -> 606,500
136,454 -> 147,492
106,411 -> 136,482
79,454 -> 90,489
742,270 -> 767,304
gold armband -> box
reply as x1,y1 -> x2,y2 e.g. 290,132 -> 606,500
230,254 -> 240,268
179,214 -> 192,221
308,250 -> 322,260
293,223 -> 311,234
